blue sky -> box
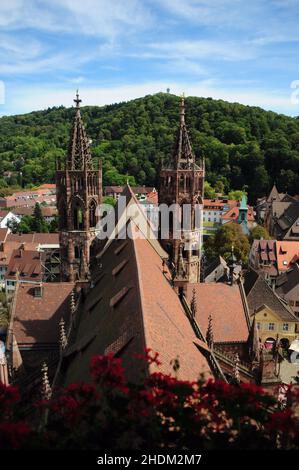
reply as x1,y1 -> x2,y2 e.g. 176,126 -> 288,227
0,0 -> 299,116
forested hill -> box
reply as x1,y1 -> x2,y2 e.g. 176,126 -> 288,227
0,92 -> 299,201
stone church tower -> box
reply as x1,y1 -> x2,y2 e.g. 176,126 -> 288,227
56,92 -> 102,282
159,96 -> 205,288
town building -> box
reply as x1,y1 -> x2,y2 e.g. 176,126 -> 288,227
202,196 -> 256,236
249,239 -> 299,285
275,262 -> 299,318
244,269 -> 298,350
11,206 -> 57,223
6,282 -> 74,383
0,210 -> 20,229
264,184 -> 299,241
5,247 -> 46,295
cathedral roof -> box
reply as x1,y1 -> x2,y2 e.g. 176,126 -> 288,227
57,207 -> 213,386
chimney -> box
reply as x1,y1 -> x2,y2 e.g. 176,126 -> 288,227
19,242 -> 25,257
34,283 -> 43,298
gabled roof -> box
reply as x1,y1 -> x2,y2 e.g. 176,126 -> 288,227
98,184 -> 167,261
185,283 -> 250,343
59,220 -> 212,386
204,256 -> 228,281
267,184 -> 281,203
276,262 -> 299,297
222,205 -> 255,222
244,268 -> 297,322
12,282 -> 74,345
5,249 -> 45,281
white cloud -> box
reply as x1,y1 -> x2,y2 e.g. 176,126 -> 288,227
0,0 -> 152,38
146,39 -> 258,61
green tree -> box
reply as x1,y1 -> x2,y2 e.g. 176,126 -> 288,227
204,181 -> 216,198
250,225 -> 272,242
31,203 -> 49,233
205,223 -> 250,264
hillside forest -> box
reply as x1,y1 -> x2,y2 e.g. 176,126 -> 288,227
0,93 -> 299,202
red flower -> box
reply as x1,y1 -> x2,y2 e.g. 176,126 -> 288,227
90,354 -> 128,394
0,422 -> 30,449
0,383 -> 20,408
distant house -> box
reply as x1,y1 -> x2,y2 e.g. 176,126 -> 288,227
221,195 -> 256,235
0,189 -> 56,209
244,268 -> 298,350
6,282 -> 74,376
249,239 -> 278,282
5,248 -> 46,294
203,256 -> 229,283
11,205 -> 57,223
275,262 -> 299,318
264,184 -> 299,241
202,198 -> 238,234
202,196 -> 256,236
249,239 -> 299,286
0,210 -> 20,228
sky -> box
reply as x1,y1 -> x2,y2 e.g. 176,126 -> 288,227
0,0 -> 299,116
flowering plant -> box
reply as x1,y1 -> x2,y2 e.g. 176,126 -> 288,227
0,350 -> 298,449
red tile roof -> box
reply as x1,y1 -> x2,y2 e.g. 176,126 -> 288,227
7,233 -> 59,245
0,228 -> 9,243
186,283 -> 250,343
37,184 -> 56,190
5,249 -> 45,282
132,226 -> 211,379
222,205 -> 255,222
13,282 -> 74,344
276,241 -> 299,271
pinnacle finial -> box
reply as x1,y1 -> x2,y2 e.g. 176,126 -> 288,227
41,362 -> 52,401
180,93 -> 185,124
233,353 -> 240,384
59,318 -> 68,350
190,287 -> 197,318
206,314 -> 214,349
74,89 -> 82,109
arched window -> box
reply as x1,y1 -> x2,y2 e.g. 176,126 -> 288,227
73,199 -> 84,230
58,199 -> 67,230
179,174 -> 184,190
89,199 -> 97,228
74,245 -> 81,260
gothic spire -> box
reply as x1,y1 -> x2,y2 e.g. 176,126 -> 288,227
172,95 -> 199,170
67,91 -> 93,171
